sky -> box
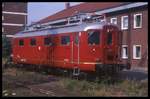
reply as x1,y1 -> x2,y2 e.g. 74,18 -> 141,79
27,2 -> 82,25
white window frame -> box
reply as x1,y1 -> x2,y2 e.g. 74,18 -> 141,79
133,45 -> 141,59
134,13 -> 142,29
122,45 -> 128,59
110,17 -> 117,25
121,16 -> 128,30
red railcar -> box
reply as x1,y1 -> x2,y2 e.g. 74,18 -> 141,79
12,21 -> 130,75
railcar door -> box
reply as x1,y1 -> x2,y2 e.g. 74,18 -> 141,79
103,26 -> 118,64
45,36 -> 54,66
71,32 -> 83,75
72,32 -> 80,67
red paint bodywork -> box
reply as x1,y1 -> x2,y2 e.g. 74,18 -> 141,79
12,25 -> 121,72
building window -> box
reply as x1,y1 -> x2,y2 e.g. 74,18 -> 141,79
2,3 -> 4,8
122,45 -> 128,59
2,27 -> 4,33
30,38 -> 36,46
121,16 -> 128,30
19,39 -> 24,46
110,17 -> 117,25
88,30 -> 100,45
61,36 -> 70,45
2,15 -> 4,21
44,37 -> 52,46
134,13 -> 142,28
133,45 -> 141,59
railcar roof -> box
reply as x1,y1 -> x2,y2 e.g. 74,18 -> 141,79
14,22 -> 116,38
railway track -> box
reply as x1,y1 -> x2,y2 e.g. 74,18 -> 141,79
3,73 -> 79,96
14,82 -> 57,96
3,71 -> 60,96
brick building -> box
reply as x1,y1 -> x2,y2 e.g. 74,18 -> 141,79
2,2 -> 27,36
29,2 -> 148,70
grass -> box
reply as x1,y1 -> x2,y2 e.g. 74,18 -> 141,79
59,77 -> 148,96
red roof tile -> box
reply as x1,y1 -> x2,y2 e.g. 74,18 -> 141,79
36,2 -> 128,24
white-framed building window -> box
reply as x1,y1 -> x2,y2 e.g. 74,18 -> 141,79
122,45 -> 128,59
110,17 -> 117,25
2,3 -> 4,8
2,27 -> 4,33
134,13 -> 142,28
121,16 -> 128,30
2,15 -> 4,20
133,45 -> 141,59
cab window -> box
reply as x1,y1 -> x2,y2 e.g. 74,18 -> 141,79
88,30 -> 100,45
107,32 -> 112,45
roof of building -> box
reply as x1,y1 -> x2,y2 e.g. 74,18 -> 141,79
36,2 -> 129,24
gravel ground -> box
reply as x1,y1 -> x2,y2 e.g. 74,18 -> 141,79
120,69 -> 148,81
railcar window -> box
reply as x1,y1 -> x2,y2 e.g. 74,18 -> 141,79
61,36 -> 70,45
75,34 -> 79,45
30,38 -> 36,46
19,39 -> 24,46
44,37 -> 52,46
88,31 -> 100,45
107,32 -> 112,45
